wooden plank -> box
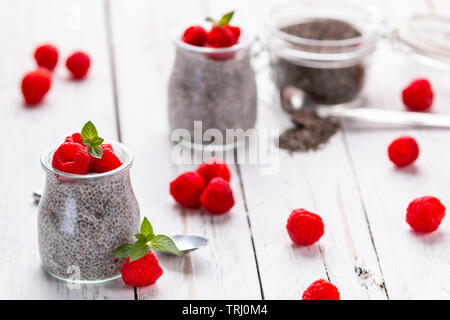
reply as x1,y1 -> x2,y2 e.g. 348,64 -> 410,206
0,0 -> 133,299
342,39 -> 450,299
203,0 -> 388,299
108,0 -> 262,299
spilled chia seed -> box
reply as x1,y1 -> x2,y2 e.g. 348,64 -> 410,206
278,110 -> 340,152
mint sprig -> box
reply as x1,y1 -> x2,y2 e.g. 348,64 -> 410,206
81,121 -> 104,159
206,10 -> 235,27
112,217 -> 182,262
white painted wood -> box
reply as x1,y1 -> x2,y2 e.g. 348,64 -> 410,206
341,42 -> 450,299
202,0 -> 389,300
0,0 -> 133,299
108,0 -> 262,299
0,0 -> 448,300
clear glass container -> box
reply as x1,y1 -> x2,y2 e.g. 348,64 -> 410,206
37,142 -> 140,283
267,0 -> 381,112
168,29 -> 257,150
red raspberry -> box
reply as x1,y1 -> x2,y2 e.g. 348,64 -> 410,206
226,25 -> 241,41
34,44 -> 59,71
170,171 -> 206,209
207,26 -> 236,48
120,251 -> 163,287
286,209 -> 324,246
200,177 -> 234,214
302,279 -> 340,300
52,142 -> 90,174
66,51 -> 91,79
197,158 -> 231,184
406,196 -> 446,233
64,132 -> 84,145
182,25 -> 208,46
388,136 -> 419,167
21,68 -> 52,105
89,144 -> 123,173
402,78 -> 433,111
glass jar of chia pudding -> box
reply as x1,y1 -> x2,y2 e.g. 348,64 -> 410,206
37,142 -> 140,283
168,29 -> 257,150
267,0 -> 381,112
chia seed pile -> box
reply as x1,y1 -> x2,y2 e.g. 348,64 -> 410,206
275,18 -> 365,106
168,47 -> 257,141
278,110 -> 340,152
38,172 -> 140,281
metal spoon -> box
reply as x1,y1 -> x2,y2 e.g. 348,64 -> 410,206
167,234 -> 209,255
33,190 -> 209,255
282,87 -> 450,128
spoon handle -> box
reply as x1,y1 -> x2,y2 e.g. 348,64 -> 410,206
318,107 -> 450,128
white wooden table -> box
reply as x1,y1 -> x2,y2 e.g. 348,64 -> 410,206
1,0 -> 449,300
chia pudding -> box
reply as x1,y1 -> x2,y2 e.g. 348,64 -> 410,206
168,33 -> 257,146
37,142 -> 140,282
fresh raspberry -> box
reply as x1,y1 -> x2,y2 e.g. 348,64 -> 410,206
21,68 -> 52,105
89,144 -> 123,173
200,177 -> 234,214
65,132 -> 84,145
226,25 -> 241,41
182,25 -> 208,46
286,209 -> 324,246
170,171 -> 206,209
406,196 -> 446,233
388,136 -> 419,167
52,142 -> 90,174
34,44 -> 59,71
207,26 -> 236,48
302,279 -> 340,300
66,51 -> 91,79
402,78 -> 434,111
197,158 -> 231,184
120,251 -> 163,287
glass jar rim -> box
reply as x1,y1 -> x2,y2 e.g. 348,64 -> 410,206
267,0 -> 382,61
171,27 -> 255,54
40,141 -> 133,180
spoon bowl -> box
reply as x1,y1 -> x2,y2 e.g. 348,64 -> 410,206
166,234 -> 209,255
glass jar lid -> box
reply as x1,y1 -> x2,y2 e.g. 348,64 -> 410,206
392,13 -> 450,68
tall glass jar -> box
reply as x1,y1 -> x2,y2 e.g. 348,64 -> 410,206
267,0 -> 381,112
168,29 -> 257,150
37,142 -> 140,283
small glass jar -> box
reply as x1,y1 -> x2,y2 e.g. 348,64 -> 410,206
37,142 -> 140,283
168,29 -> 257,150
268,0 -> 381,112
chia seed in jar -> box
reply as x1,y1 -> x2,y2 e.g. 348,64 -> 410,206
268,1 -> 380,111
37,142 -> 140,282
168,32 -> 257,148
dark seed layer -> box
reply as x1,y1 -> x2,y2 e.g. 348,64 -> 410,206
275,18 -> 365,106
278,110 -> 340,152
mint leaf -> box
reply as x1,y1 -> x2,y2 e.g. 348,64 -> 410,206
80,121 -> 104,158
217,10 -> 234,26
129,241 -> 150,262
81,121 -> 98,141
134,233 -> 147,242
111,217 -> 182,261
86,145 -> 103,159
140,217 -> 153,237
112,243 -> 133,258
91,136 -> 104,146
150,235 -> 182,257
205,17 -> 215,23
